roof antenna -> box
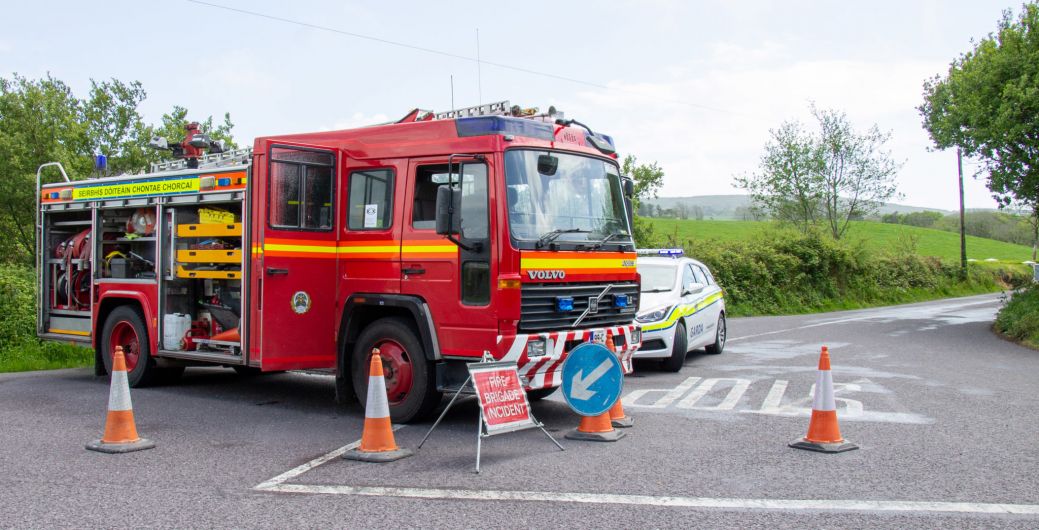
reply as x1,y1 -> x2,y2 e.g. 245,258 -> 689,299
476,28 -> 482,105
450,74 -> 455,112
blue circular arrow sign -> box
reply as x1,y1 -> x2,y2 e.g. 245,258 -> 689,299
561,343 -> 624,416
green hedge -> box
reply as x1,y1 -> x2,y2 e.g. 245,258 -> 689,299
0,264 -> 36,350
674,230 -> 1030,316
995,284 -> 1039,349
0,264 -> 92,373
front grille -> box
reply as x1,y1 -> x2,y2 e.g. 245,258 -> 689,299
519,281 -> 639,332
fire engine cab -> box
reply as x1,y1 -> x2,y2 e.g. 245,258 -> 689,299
36,101 -> 642,422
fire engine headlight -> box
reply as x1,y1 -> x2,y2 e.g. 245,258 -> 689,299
631,328 -> 642,344
527,338 -> 547,358
636,305 -> 672,323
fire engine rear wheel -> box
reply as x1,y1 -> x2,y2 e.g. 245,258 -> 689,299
101,306 -> 160,387
351,317 -> 441,423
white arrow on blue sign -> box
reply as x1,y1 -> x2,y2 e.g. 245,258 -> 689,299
560,343 -> 624,416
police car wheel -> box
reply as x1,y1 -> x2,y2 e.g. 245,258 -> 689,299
525,386 -> 558,401
351,317 -> 441,423
705,313 -> 726,355
662,322 -> 687,372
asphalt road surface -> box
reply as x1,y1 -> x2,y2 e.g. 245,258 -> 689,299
2,293 -> 1037,528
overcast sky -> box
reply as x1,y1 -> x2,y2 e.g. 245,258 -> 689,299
2,1 -> 1021,210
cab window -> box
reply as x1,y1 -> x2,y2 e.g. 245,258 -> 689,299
412,164 -> 453,229
269,147 -> 334,230
347,169 -> 393,230
682,264 -> 696,290
698,265 -> 715,285
691,265 -> 708,285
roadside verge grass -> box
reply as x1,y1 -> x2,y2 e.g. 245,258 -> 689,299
994,285 -> 1039,350
0,341 -> 93,373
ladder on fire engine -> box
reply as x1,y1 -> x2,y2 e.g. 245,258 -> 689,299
151,147 -> 254,173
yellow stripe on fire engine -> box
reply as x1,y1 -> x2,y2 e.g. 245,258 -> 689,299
338,245 -> 399,254
263,243 -> 338,255
71,177 -> 200,200
401,245 -> 457,254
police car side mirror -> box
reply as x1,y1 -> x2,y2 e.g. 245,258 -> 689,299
683,282 -> 705,296
435,185 -> 461,235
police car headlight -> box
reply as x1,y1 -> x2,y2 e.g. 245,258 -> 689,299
636,305 -> 672,323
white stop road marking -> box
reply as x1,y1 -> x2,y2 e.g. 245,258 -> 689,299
255,429 -> 1038,516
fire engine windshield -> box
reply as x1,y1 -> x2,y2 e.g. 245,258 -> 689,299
505,149 -> 631,247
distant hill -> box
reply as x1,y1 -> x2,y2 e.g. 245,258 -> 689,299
643,195 -> 952,220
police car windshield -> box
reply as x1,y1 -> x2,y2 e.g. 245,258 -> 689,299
639,264 -> 676,292
505,150 -> 630,244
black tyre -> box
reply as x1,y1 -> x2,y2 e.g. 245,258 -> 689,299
661,321 -> 688,372
525,386 -> 559,401
705,313 -> 726,355
101,305 -> 160,387
351,317 -> 441,423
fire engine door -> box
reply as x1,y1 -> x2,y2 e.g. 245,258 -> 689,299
400,158 -> 497,358
257,146 -> 339,370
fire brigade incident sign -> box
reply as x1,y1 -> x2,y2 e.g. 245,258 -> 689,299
469,361 -> 536,434
72,176 -> 200,200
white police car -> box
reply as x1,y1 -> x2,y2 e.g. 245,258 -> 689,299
635,249 -> 726,372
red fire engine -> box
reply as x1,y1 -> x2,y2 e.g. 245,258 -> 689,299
36,101 -> 642,422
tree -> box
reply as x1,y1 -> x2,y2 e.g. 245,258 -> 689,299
919,4 -> 1039,258
735,106 -> 901,239
0,74 -> 237,263
735,120 -> 823,234
813,106 -> 901,239
621,154 -> 665,246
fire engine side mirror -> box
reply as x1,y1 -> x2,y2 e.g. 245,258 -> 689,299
435,185 -> 461,235
622,176 -> 635,198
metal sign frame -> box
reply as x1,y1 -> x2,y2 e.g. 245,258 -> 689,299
418,353 -> 563,473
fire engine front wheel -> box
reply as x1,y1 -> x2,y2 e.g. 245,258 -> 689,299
351,317 -> 441,423
101,306 -> 160,387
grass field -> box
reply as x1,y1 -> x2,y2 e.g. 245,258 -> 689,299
647,219 -> 1036,262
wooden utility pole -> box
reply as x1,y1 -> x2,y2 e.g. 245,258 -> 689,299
958,148 -> 967,279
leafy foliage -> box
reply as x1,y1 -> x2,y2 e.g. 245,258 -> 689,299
622,154 -> 665,246
667,229 -> 1029,316
735,105 -> 901,239
0,74 -> 237,263
995,284 -> 1039,348
919,4 -> 1039,235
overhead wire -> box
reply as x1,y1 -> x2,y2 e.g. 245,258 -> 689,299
185,0 -> 742,116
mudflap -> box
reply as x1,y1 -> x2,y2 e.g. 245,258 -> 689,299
335,370 -> 354,405
435,360 -> 472,393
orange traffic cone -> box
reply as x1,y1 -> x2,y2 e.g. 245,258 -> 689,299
565,411 -> 626,442
86,346 -> 155,453
605,333 -> 633,428
789,346 -> 858,453
343,349 -> 413,462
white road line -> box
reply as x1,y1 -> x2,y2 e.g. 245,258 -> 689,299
254,425 -> 404,491
727,299 -> 996,343
255,429 -> 1038,516
259,483 -> 1039,515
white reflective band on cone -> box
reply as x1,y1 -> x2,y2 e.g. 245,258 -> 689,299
108,370 -> 133,412
366,375 -> 391,419
812,370 -> 836,411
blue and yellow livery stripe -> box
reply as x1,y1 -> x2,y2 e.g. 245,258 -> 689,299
641,291 -> 724,332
